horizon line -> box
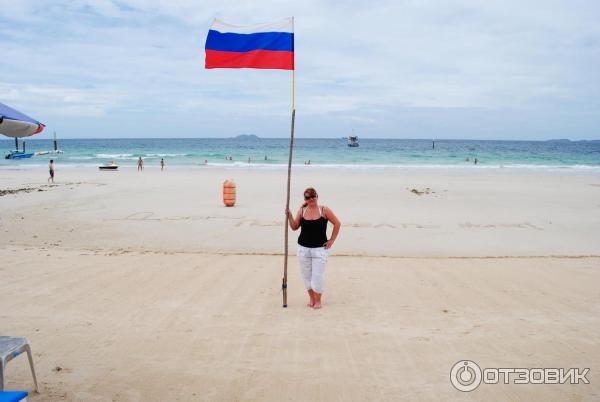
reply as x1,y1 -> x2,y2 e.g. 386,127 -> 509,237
1,136 -> 599,142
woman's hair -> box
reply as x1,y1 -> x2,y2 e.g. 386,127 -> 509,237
302,187 -> 318,207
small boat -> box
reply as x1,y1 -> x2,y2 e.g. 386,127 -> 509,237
35,132 -> 64,156
99,161 -> 119,170
347,135 -> 359,147
35,150 -> 64,156
5,150 -> 34,160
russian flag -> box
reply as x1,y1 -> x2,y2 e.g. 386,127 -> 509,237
205,18 -> 294,70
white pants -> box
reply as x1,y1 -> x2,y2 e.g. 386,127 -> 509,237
297,245 -> 328,293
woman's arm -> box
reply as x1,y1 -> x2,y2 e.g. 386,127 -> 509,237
286,207 -> 302,231
323,206 -> 341,249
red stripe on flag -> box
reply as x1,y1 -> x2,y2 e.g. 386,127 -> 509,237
205,49 -> 294,70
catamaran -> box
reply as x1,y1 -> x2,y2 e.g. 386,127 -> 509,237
34,131 -> 64,156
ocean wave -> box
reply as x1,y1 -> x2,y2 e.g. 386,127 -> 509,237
92,153 -> 190,160
189,164 -> 600,178
144,153 -> 189,157
2,162 -> 600,173
195,162 -> 600,171
95,153 -> 135,159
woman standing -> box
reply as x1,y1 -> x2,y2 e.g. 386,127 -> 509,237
286,187 -> 341,309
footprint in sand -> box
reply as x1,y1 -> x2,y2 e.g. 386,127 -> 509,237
399,223 -> 438,229
123,212 -> 159,221
235,219 -> 275,227
373,223 -> 396,228
460,222 -> 543,231
344,222 -> 438,229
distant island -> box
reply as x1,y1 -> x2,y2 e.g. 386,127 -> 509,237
235,134 -> 259,140
545,139 -> 571,143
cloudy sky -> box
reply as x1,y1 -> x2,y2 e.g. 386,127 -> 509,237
1,0 -> 599,139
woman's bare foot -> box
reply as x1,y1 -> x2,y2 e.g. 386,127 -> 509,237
312,292 -> 322,309
307,289 -> 315,307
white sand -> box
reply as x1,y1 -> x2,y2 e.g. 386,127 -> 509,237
1,167 -> 599,401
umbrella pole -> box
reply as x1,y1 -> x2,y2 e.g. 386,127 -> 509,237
15,137 -> 18,152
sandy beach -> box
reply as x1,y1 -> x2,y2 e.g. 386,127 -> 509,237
1,166 -> 599,401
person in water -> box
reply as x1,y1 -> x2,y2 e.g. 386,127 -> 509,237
286,187 -> 341,309
48,159 -> 55,183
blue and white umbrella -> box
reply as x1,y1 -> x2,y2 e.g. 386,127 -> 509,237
0,102 -> 45,138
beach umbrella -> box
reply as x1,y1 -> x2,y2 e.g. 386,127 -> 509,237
0,102 -> 45,138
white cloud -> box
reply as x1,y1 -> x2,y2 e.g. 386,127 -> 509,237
0,0 -> 599,138
0,82 -> 129,118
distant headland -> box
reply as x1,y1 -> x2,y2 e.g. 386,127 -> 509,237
234,134 -> 259,140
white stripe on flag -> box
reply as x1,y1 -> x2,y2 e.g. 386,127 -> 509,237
211,17 -> 293,34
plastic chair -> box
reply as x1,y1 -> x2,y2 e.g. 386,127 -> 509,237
0,391 -> 28,401
0,337 -> 38,393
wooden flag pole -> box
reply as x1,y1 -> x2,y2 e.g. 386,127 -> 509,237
283,59 -> 295,308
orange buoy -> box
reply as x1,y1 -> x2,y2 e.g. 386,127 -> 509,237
223,179 -> 236,207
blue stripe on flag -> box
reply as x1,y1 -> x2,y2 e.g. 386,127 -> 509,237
205,30 -> 294,52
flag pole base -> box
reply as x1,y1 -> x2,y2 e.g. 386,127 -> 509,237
282,279 -> 287,308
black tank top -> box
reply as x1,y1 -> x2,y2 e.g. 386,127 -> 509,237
298,206 -> 328,248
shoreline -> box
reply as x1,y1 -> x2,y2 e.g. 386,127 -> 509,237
2,163 -> 600,174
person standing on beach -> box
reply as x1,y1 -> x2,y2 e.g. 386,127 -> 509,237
137,157 -> 144,171
160,158 -> 165,171
286,187 -> 341,309
48,159 -> 55,183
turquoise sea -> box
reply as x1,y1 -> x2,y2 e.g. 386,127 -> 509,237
1,138 -> 599,170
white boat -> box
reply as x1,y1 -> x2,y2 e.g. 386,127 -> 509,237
35,132 -> 63,155
347,135 -> 359,147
